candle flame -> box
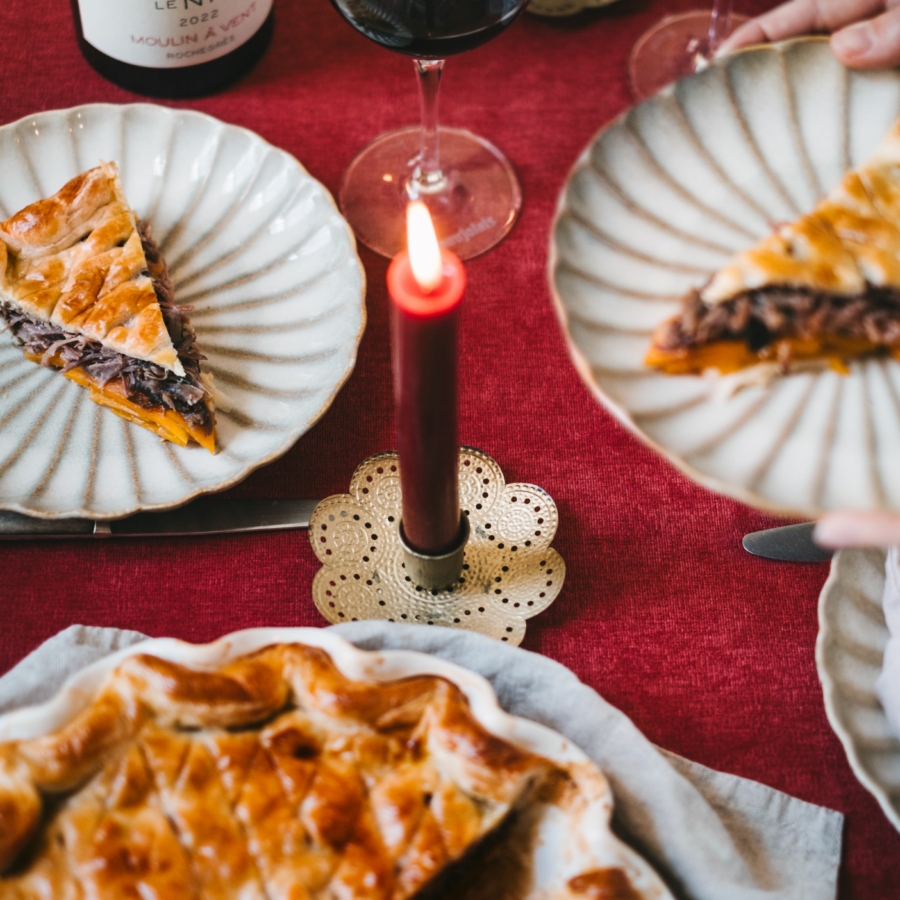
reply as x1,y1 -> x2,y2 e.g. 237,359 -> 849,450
407,201 -> 443,293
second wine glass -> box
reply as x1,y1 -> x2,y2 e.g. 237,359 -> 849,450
629,0 -> 749,102
331,0 -> 529,259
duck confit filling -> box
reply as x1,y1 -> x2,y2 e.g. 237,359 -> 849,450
653,286 -> 900,355
0,226 -> 212,433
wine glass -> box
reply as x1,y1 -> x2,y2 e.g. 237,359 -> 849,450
330,0 -> 530,259
629,0 -> 749,102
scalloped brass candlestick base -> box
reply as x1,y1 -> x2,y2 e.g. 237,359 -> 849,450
309,448 -> 565,645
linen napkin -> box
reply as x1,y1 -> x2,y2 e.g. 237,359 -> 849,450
877,547 -> 900,738
0,623 -> 842,900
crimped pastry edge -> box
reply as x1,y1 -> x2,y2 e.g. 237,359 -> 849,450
0,627 -> 672,900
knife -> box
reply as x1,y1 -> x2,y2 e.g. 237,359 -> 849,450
0,498 -> 320,538
741,522 -> 833,563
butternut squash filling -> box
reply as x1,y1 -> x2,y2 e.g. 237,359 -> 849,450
0,224 -> 214,451
0,164 -> 216,451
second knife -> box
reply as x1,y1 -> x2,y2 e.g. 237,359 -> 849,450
742,522 -> 833,563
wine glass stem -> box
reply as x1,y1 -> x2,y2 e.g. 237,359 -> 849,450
706,0 -> 733,56
411,58 -> 447,196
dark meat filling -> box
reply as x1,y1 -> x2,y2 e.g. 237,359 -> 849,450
654,286 -> 900,354
0,225 -> 212,433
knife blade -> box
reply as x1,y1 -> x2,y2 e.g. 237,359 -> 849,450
741,522 -> 833,563
0,498 -> 320,538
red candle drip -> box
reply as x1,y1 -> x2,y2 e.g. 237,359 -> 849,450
388,242 -> 466,555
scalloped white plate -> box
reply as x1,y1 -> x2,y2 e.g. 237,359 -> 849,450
0,628 -> 672,900
817,549 -> 900,831
550,38 -> 900,517
0,104 -> 366,520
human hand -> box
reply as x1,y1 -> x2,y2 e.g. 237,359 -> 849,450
719,0 -> 900,69
815,510 -> 900,548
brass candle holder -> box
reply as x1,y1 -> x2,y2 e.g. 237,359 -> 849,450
398,514 -> 470,592
309,448 -> 565,645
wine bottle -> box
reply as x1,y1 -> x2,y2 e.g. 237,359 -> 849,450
70,0 -> 274,98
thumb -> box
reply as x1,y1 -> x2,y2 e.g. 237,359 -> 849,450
814,510 -> 900,549
832,7 -> 900,68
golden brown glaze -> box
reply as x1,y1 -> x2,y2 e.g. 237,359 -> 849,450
646,119 -> 900,376
0,164 -> 182,374
0,167 -> 117,257
2,166 -> 217,453
701,120 -> 900,306
0,643 -> 563,900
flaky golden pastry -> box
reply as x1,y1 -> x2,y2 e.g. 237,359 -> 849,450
0,163 -> 180,373
701,121 -> 900,306
647,118 -> 900,376
0,165 -> 216,450
0,643 -> 569,900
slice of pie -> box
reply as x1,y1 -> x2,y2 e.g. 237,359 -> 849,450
0,643 -> 564,900
646,119 -> 900,377
0,163 -> 215,451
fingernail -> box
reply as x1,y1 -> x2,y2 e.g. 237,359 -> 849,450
833,23 -> 874,58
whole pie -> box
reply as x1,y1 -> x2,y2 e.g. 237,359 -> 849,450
646,118 -> 900,377
0,642 -> 647,900
0,163 -> 215,451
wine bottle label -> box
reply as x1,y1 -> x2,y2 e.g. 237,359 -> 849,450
78,0 -> 273,68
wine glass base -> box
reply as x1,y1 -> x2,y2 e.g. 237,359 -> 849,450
629,10 -> 750,102
339,125 -> 522,260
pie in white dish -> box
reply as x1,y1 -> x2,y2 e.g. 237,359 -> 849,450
0,629 -> 673,900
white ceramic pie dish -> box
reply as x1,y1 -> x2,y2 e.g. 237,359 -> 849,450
0,627 -> 673,900
549,37 -> 900,517
0,103 -> 366,520
817,549 -> 900,831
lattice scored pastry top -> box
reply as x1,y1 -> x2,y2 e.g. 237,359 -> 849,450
0,642 -> 652,900
647,117 -> 900,377
0,162 -> 179,372
0,163 -> 215,450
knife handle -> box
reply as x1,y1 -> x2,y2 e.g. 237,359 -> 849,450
0,512 -> 95,537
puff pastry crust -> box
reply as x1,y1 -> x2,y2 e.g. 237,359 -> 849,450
0,165 -> 216,450
0,163 -> 180,373
647,119 -> 900,376
0,642 -> 639,900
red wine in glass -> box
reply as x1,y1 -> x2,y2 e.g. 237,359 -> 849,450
332,0 -> 526,57
330,0 -> 530,259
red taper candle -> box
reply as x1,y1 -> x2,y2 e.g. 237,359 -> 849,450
387,202 -> 466,555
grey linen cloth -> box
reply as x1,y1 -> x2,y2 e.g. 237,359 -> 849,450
0,622 -> 843,900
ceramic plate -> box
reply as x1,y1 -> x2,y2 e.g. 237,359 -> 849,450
550,38 -> 900,516
817,549 -> 900,830
0,103 -> 365,519
0,628 -> 673,900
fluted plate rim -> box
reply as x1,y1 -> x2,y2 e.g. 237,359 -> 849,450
549,37 -> 900,517
0,102 -> 366,520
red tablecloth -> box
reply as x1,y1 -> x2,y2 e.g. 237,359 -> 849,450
1,0 -> 897,895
